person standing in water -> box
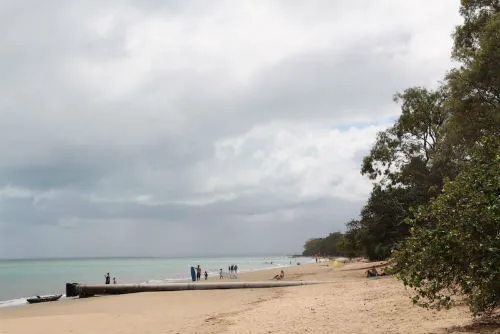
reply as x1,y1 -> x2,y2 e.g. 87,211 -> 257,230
105,273 -> 111,284
196,265 -> 202,281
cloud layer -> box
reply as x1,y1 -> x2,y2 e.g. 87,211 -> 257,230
0,1 -> 461,258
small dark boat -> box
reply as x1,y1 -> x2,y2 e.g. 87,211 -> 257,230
27,294 -> 62,304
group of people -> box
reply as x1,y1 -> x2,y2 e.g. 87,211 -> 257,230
105,263 -> 385,286
218,264 -> 239,279
194,265 -> 209,281
193,264 -> 241,281
104,273 -> 117,284
104,264 -> 246,284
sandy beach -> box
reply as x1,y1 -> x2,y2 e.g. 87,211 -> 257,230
0,261 -> 480,334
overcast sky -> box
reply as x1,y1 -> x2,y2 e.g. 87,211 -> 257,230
0,1 -> 462,258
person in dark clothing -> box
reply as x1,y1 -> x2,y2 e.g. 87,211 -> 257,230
204,271 -> 208,280
234,265 -> 238,274
105,273 -> 111,284
366,267 -> 378,278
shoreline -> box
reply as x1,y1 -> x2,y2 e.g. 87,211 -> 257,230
0,260 -> 478,334
0,257 -> 316,308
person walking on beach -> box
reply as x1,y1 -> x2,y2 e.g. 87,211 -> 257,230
196,265 -> 202,281
204,271 -> 208,280
234,265 -> 238,274
219,268 -> 223,279
105,273 -> 110,284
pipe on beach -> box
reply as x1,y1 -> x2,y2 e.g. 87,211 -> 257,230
66,281 -> 329,298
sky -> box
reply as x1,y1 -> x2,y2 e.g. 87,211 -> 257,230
0,1 -> 462,258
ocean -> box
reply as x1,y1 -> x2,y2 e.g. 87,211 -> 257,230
0,256 -> 313,307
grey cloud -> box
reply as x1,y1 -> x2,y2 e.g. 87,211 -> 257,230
0,0 -> 459,258
160,36 -> 428,143
0,196 -> 361,258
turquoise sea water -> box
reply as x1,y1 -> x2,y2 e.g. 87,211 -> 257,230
0,256 -> 313,306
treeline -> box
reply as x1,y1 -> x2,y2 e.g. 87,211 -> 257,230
304,1 -> 499,317
302,232 -> 345,257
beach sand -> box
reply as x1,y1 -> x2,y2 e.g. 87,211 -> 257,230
0,260 -> 484,334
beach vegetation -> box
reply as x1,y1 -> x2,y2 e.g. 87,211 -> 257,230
304,0 -> 499,316
391,0 -> 499,316
303,232 -> 345,257
392,136 -> 499,316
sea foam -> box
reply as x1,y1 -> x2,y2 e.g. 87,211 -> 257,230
0,294 -> 69,308
0,298 -> 28,308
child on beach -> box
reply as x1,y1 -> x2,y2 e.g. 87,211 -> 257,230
204,271 -> 208,280
219,269 -> 223,279
113,277 -> 117,284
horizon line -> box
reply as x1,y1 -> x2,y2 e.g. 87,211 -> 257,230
0,254 -> 307,261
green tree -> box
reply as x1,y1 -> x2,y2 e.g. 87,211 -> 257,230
453,0 -> 499,64
330,0 -> 500,317
352,87 -> 450,260
357,186 -> 424,260
321,232 -> 344,256
337,220 -> 362,259
388,0 -> 500,317
392,136 -> 500,316
302,232 -> 346,257
353,87 -> 452,260
361,87 -> 449,191
302,238 -> 323,256
444,3 -> 500,162
355,0 -> 499,263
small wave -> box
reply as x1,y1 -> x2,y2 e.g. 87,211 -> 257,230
0,298 -> 27,308
124,258 -> 316,286
164,277 -> 190,283
0,294 -> 69,308
143,279 -> 166,284
141,277 -> 191,285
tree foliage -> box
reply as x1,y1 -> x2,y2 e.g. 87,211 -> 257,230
337,220 -> 362,259
344,86 -> 451,261
302,238 -> 323,256
453,0 -> 500,64
361,87 -> 448,189
390,1 -> 500,316
304,0 -> 499,317
445,8 -> 500,160
392,136 -> 500,316
302,232 -> 346,257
